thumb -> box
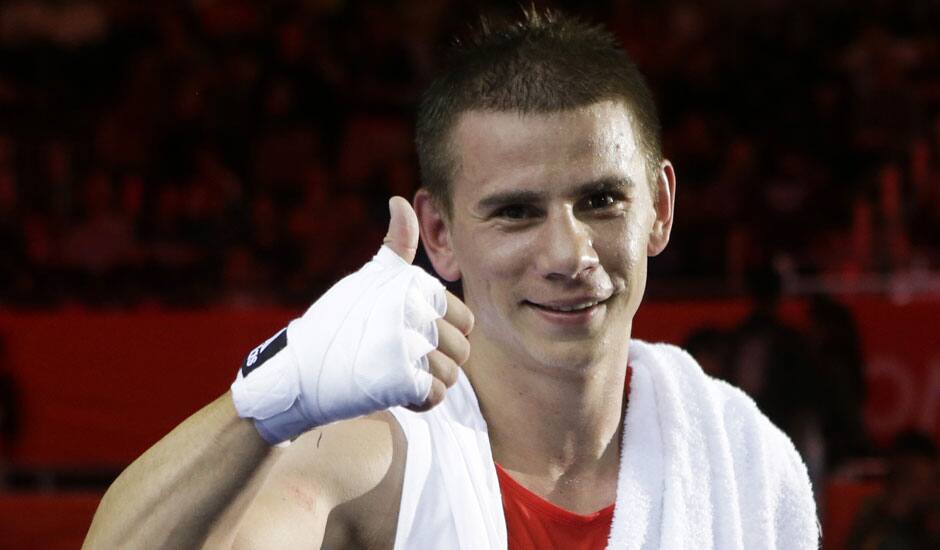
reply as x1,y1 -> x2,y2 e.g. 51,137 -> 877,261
383,196 -> 420,264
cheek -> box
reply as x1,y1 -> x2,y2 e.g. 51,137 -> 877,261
626,205 -> 655,254
600,217 -> 647,272
620,221 -> 651,312
596,218 -> 650,319
624,229 -> 648,266
454,229 -> 533,305
480,236 -> 534,274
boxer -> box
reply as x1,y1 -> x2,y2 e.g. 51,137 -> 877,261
85,9 -> 816,549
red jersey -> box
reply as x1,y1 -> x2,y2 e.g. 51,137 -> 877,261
496,464 -> 615,549
496,368 -> 631,549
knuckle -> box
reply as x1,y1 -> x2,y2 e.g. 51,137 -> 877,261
430,384 -> 446,406
442,365 -> 459,387
430,354 -> 458,387
464,312 -> 475,335
456,339 -> 471,365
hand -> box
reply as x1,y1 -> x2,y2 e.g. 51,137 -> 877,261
231,196 -> 473,444
382,196 -> 474,412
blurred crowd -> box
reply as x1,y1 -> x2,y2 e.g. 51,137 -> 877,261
685,272 -> 869,476
0,0 -> 939,308
683,269 -> 938,548
0,3 -> 937,543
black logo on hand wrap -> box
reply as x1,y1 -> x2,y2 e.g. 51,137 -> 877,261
242,328 -> 288,377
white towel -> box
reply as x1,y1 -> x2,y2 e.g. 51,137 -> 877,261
390,367 -> 508,550
389,339 -> 819,549
608,340 -> 820,549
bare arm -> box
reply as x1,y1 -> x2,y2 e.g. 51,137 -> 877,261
225,412 -> 406,550
84,393 -> 280,549
83,398 -> 407,550
83,198 -> 472,549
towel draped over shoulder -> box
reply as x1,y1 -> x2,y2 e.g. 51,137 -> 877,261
388,340 -> 820,549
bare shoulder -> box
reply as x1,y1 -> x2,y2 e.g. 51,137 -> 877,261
229,411 -> 407,550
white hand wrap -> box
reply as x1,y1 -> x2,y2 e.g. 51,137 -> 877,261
230,245 -> 446,444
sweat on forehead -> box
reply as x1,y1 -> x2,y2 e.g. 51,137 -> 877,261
414,8 -> 662,218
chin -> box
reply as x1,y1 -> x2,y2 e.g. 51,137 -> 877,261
524,338 -> 608,374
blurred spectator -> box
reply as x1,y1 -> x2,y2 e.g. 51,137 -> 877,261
847,430 -> 939,549
342,1 -> 422,113
0,1 -> 109,47
60,170 -> 138,306
0,0 -> 936,306
683,327 -> 732,381
733,269 -> 819,430
140,184 -> 206,305
808,293 -> 871,470
0,335 -> 21,490
0,146 -> 27,303
732,267 -> 826,492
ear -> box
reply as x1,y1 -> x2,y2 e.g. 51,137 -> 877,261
414,189 -> 461,281
648,160 -> 677,256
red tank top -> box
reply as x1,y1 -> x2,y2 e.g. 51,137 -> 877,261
496,464 -> 615,549
496,368 -> 632,550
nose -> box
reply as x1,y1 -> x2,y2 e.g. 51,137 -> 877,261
535,207 -> 599,280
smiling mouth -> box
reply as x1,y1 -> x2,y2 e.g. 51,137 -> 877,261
524,296 -> 611,313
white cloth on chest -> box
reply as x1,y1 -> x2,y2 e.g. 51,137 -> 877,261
389,369 -> 507,550
389,340 -> 820,549
608,341 -> 820,549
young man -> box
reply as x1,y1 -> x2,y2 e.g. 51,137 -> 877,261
85,10 -> 818,550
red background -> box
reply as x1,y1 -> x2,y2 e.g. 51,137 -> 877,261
0,297 -> 936,547
1,296 -> 936,468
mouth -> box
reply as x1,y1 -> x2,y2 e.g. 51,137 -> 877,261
521,290 -> 615,327
524,297 -> 609,313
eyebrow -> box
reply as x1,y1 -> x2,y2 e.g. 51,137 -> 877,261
475,176 -> 635,211
572,176 -> 635,198
476,190 -> 545,211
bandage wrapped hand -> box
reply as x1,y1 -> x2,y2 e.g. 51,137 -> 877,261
230,198 -> 472,444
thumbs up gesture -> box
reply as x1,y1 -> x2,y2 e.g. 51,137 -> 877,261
230,196 -> 473,444
384,196 -> 474,411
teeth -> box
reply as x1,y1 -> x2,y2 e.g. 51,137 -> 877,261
548,300 -> 598,312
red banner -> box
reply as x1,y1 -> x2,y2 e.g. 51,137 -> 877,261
0,297 -> 936,467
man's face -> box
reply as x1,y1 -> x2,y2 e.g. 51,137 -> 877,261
437,100 -> 673,372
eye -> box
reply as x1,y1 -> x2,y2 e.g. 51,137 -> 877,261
584,192 -> 616,210
493,204 -> 534,220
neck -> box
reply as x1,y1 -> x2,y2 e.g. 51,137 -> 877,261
465,334 -> 630,487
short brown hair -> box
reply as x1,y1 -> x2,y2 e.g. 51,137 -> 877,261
416,8 -> 663,217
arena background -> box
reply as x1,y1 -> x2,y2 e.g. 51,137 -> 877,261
0,1 -> 937,548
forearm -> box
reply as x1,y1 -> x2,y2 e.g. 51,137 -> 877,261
84,393 -> 278,549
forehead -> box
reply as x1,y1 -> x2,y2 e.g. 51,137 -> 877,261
449,100 -> 643,205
